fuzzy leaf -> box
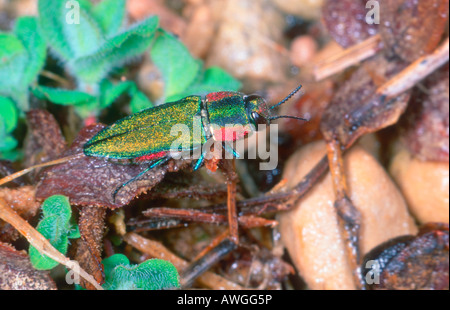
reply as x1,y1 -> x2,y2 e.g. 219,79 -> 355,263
151,31 -> 201,101
92,0 -> 126,37
0,97 -> 18,133
100,79 -> 152,111
102,254 -> 180,290
130,90 -> 153,113
73,16 -> 159,84
29,195 -> 79,270
0,33 -> 27,94
169,66 -> 241,101
38,0 -> 104,60
0,136 -> 18,153
33,86 -> 97,106
100,79 -> 134,108
14,16 -> 46,88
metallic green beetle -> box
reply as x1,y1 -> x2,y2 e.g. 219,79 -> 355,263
83,86 -> 305,199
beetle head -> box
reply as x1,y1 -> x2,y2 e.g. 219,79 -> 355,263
244,84 -> 308,131
244,95 -> 272,128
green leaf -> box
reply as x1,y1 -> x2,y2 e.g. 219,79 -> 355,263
99,79 -> 152,111
0,97 -> 19,157
33,86 -> 97,106
150,31 -> 201,100
130,90 -> 153,113
100,79 -> 134,108
0,135 -> 18,153
38,0 -> 104,60
202,66 -> 242,90
73,100 -> 101,119
92,0 -> 126,37
102,254 -> 180,290
0,97 -> 18,133
29,195 -> 79,270
0,33 -> 27,94
14,16 -> 46,88
167,67 -> 242,101
73,16 -> 159,84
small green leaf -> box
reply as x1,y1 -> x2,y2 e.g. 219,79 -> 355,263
99,79 -> 152,111
130,90 -> 153,113
29,195 -> 79,270
0,135 -> 18,153
100,79 -> 134,108
29,217 -> 69,270
167,67 -> 242,101
202,66 -> 242,90
33,86 -> 97,106
38,0 -> 104,60
0,33 -> 27,94
102,254 -> 180,290
150,31 -> 201,100
14,16 -> 46,88
73,16 -> 159,84
0,97 -> 18,133
92,0 -> 126,37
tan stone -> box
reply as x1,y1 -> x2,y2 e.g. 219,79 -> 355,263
272,0 -> 324,20
278,141 -> 417,289
390,148 -> 449,224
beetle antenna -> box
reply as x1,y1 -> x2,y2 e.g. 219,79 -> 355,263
270,84 -> 302,110
269,115 -> 308,122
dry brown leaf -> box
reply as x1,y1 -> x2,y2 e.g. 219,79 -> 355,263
75,206 -> 106,290
399,65 -> 449,162
0,242 -> 56,290
35,124 -> 191,208
363,223 -> 449,290
0,186 -> 39,243
380,0 -> 449,62
322,0 -> 379,48
24,109 -> 66,171
320,54 -> 410,146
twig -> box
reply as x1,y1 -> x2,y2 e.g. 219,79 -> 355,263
124,232 -> 245,290
39,70 -> 72,88
313,34 -> 383,81
0,198 -> 103,290
377,37 -> 449,98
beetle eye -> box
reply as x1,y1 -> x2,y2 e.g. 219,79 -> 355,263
251,111 -> 266,126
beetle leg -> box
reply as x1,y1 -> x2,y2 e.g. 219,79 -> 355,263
220,158 -> 239,244
112,157 -> 170,202
192,150 -> 206,171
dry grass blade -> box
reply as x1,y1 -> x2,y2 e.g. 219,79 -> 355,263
0,198 -> 103,290
0,154 -> 83,187
124,232 -> 245,290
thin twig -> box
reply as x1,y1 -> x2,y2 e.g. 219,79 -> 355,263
313,34 -> 383,81
39,70 -> 72,88
0,154 -> 83,187
0,198 -> 103,290
377,37 -> 449,98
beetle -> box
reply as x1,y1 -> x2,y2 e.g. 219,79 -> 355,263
83,85 -> 306,200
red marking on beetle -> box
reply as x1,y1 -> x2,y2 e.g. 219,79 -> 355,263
206,92 -> 236,102
134,151 -> 168,162
213,127 -> 249,142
